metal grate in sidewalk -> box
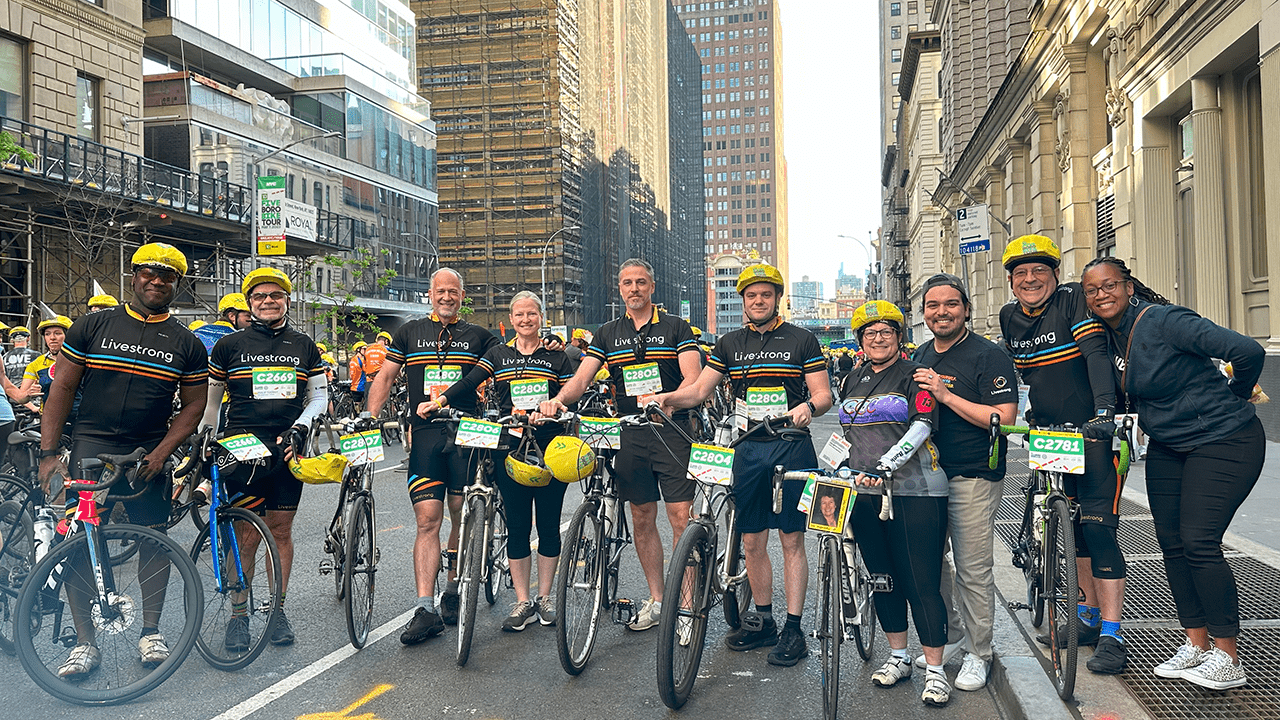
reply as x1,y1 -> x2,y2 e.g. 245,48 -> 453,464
1119,627 -> 1280,720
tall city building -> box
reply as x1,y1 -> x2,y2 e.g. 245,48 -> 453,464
790,275 -> 821,314
414,0 -> 704,328
673,0 -> 788,287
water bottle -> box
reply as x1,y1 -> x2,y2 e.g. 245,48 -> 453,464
604,495 -> 619,531
33,507 -> 57,563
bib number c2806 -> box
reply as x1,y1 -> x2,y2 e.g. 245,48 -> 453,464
1028,430 -> 1085,474
622,362 -> 661,397
510,378 -> 549,411
252,366 -> 297,399
688,443 -> 734,486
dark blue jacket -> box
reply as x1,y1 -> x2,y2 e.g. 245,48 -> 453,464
1102,299 -> 1262,452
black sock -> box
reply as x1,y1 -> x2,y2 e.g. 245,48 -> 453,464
141,626 -> 159,638
785,613 -> 802,632
755,603 -> 773,616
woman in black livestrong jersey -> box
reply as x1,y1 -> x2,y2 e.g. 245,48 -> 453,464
432,291 -> 577,632
840,301 -> 952,707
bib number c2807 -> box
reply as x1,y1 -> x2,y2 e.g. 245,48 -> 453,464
1028,430 -> 1085,474
688,443 -> 734,486
622,362 -> 661,397
424,365 -> 463,400
252,366 -> 297,399
339,431 -> 384,465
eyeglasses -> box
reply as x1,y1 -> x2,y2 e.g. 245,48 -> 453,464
1083,279 -> 1127,298
249,291 -> 289,302
136,266 -> 179,284
1011,266 -> 1052,280
861,328 -> 897,340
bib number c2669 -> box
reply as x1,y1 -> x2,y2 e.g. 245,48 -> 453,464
252,366 -> 297,400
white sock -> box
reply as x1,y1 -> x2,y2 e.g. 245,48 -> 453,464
892,648 -> 909,661
927,664 -> 944,675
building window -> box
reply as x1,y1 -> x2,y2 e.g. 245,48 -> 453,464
0,36 -> 25,121
76,73 -> 99,141
892,96 -> 900,109
890,26 -> 901,40
891,72 -> 900,86
908,1 -> 918,13
891,49 -> 901,63
890,2 -> 901,16
908,24 -> 918,32
1243,71 -> 1268,281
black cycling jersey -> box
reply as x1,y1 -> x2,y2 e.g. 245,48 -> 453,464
443,339 -> 577,439
586,307 -> 699,415
998,282 -> 1115,425
913,331 -> 1018,480
387,313 -> 499,423
838,358 -> 946,497
60,304 -> 208,446
4,347 -> 38,385
707,317 -> 826,438
209,322 -> 324,437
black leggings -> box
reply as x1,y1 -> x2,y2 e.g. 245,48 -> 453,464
495,467 -> 569,561
853,493 -> 948,647
1145,416 -> 1266,637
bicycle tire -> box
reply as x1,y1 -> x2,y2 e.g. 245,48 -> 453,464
0,499 -> 33,655
484,499 -> 508,606
555,500 -> 604,675
15,524 -> 203,705
1044,495 -> 1079,701
343,494 -> 375,649
656,521 -> 713,710
329,484 -> 349,601
850,538 -> 878,661
721,505 -> 751,629
191,507 -> 281,671
455,495 -> 486,667
819,535 -> 841,720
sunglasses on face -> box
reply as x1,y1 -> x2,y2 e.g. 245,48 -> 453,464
136,267 -> 180,284
249,291 -> 289,302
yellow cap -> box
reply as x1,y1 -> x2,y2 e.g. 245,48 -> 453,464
316,342 -> 329,353
1001,235 -> 1061,271
376,331 -> 392,343
131,242 -> 188,276
37,315 -> 73,333
188,320 -> 207,330
9,325 -> 30,337
242,267 -> 293,296
850,300 -> 904,335
353,341 -> 368,351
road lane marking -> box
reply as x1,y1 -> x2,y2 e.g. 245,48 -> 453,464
209,611 -> 412,720
296,684 -> 393,720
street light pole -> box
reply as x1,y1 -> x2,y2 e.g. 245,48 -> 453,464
540,225 -> 581,326
250,130 -> 342,263
400,232 -> 439,280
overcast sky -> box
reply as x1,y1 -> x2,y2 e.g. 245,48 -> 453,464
780,0 -> 881,300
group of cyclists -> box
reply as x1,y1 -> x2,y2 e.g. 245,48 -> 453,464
6,229 -> 1267,705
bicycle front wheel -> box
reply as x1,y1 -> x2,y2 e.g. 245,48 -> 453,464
191,507 -> 281,671
656,521 -> 713,710
556,500 -> 604,675
15,525 -> 203,705
0,499 -> 34,655
849,538 -> 878,661
818,535 -> 842,720
484,499 -> 508,606
343,495 -> 376,649
1044,495 -> 1079,701
455,495 -> 486,667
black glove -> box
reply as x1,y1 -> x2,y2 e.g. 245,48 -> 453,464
1023,407 -> 1037,428
1083,409 -> 1116,441
354,411 -> 379,433
281,425 -> 307,454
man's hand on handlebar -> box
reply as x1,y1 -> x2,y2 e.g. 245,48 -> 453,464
784,402 -> 813,429
538,398 -> 567,417
854,463 -> 892,488
139,449 -> 168,481
38,454 -> 68,495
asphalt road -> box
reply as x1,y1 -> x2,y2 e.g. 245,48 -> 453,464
0,414 -> 1005,720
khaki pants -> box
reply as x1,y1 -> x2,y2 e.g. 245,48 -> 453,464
939,475 -> 1003,661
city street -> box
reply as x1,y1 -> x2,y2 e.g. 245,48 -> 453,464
0,414 -> 1003,720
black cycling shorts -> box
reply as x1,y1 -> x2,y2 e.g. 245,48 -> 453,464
614,417 -> 695,505
732,436 -> 819,534
221,437 -> 304,515
1062,439 -> 1124,527
407,424 -> 470,504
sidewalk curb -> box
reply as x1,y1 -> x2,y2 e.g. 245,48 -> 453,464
990,653 -> 1074,720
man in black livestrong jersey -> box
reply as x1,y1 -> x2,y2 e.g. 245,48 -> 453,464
39,242 -> 209,677
204,267 -> 326,648
540,258 -> 703,632
655,263 -> 832,667
998,235 -> 1129,675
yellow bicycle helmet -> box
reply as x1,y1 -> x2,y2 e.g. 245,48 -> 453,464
316,342 -> 329,353
87,294 -> 118,309
288,452 -> 350,485
188,319 -> 208,331
690,325 -> 703,337
37,315 -> 72,333
352,341 -> 368,352
736,263 -> 785,295
544,435 -> 596,483
242,266 -> 293,296
218,292 -> 250,315
504,434 -> 553,488
1001,235 -> 1061,271
9,325 -> 29,337
850,300 -> 904,336
131,242 -> 188,277
376,331 -> 392,344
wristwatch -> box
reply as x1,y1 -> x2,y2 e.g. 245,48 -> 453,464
38,448 -> 59,459
805,400 -> 817,416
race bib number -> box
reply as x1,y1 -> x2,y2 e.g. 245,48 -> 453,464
1028,430 -> 1085,474
819,432 -> 852,470
734,399 -> 748,432
622,362 -> 662,397
688,443 -> 735,486
455,418 -> 502,449
510,378 -> 549,411
339,431 -> 385,465
252,366 -> 297,399
424,365 -> 463,400
219,433 -> 272,462
578,417 -> 622,450
745,386 -> 788,421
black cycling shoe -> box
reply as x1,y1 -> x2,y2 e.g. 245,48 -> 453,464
400,607 -> 444,645
767,626 -> 810,667
1086,635 -> 1129,674
724,612 -> 778,652
1037,621 -> 1099,649
440,591 -> 460,626
270,611 -> 295,646
224,616 -> 250,653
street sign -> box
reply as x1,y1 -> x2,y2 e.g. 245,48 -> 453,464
680,299 -> 691,319
257,176 -> 285,255
957,204 -> 990,255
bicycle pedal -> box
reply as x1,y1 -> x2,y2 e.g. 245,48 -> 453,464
319,559 -> 334,575
869,574 -> 893,594
1007,601 -> 1031,611
613,598 -> 635,625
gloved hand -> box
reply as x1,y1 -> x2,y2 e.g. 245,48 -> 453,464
1083,409 -> 1116,441
280,425 -> 308,454
1022,407 -> 1037,428
354,410 -> 380,433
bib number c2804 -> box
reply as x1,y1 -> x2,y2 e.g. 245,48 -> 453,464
252,366 -> 297,399
688,443 -> 734,486
622,362 -> 661,397
745,386 -> 788,421
1028,430 -> 1085,474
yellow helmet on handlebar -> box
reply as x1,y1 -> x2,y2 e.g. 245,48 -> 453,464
288,453 -> 349,485
505,434 -> 553,488
544,435 -> 596,483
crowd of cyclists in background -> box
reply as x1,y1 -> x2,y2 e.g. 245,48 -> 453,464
2,232 -> 1268,706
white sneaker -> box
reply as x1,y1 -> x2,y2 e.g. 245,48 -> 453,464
627,598 -> 661,632
914,636 -> 966,669
1154,641 -> 1208,679
138,633 -> 170,667
1181,647 -> 1246,690
954,653 -> 990,691
922,668 -> 952,706
872,654 -> 913,687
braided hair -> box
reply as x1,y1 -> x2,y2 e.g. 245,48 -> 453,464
1082,256 -> 1171,306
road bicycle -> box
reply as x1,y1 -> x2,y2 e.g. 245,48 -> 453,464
14,449 -> 203,705
176,429 -> 282,670
316,418 -> 381,648
991,413 -> 1131,701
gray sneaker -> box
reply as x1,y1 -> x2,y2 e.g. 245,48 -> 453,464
1181,647 -> 1246,690
502,600 -> 538,632
535,595 -> 557,626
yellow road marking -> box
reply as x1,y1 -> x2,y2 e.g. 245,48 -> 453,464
297,684 -> 393,720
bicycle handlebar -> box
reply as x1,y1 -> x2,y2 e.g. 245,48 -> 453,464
777,465 -> 895,521
987,413 -> 1133,475
68,447 -> 148,492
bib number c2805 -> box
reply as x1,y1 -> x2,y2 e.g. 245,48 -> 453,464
622,362 -> 661,397
1028,430 -> 1085,474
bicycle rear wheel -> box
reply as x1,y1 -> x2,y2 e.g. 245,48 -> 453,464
15,525 -> 202,705
720,503 -> 751,629
849,538 -> 878,661
0,499 -> 33,655
191,507 -> 281,671
455,495 -> 486,667
818,535 -> 842,720
1044,495 -> 1079,701
343,495 -> 375,649
555,500 -> 603,675
484,499 -> 508,606
656,521 -> 713,710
